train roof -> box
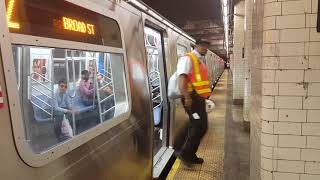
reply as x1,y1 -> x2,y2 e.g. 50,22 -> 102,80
125,0 -> 196,43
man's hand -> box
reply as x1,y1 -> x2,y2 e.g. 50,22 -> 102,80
68,108 -> 79,115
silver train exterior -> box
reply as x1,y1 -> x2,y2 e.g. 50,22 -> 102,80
0,0 -> 225,179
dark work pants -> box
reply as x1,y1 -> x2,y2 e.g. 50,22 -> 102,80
181,93 -> 208,160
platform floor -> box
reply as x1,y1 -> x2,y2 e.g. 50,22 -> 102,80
166,71 -> 250,180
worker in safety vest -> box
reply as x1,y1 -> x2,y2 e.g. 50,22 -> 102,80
176,39 -> 212,166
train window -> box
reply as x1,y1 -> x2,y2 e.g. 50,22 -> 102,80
177,44 -> 188,58
12,45 -> 128,153
5,0 -> 122,47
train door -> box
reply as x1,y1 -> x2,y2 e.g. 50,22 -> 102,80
143,27 -> 169,157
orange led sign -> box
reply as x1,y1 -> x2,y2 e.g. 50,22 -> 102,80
6,0 -> 20,29
4,0 -> 122,47
62,17 -> 95,35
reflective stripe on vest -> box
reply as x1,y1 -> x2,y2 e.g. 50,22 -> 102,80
188,53 -> 202,82
186,52 -> 212,97
193,81 -> 210,86
196,88 -> 212,94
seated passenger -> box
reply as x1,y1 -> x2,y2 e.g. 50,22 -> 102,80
97,74 -> 115,120
53,79 -> 75,140
79,70 -> 94,106
97,74 -> 113,95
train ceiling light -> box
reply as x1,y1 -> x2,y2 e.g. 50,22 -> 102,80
221,0 -> 229,54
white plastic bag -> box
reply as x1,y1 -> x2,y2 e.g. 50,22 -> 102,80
61,115 -> 73,138
168,72 -> 182,99
206,99 -> 215,112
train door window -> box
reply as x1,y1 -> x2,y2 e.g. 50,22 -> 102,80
177,44 -> 188,58
144,26 -> 169,155
12,45 -> 127,153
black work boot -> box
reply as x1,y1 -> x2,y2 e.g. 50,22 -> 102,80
174,151 -> 193,167
191,157 -> 204,164
179,155 -> 193,167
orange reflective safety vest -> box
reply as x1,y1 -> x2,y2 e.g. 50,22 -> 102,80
186,52 -> 212,98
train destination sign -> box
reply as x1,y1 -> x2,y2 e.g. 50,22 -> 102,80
62,17 -> 95,35
5,0 -> 122,48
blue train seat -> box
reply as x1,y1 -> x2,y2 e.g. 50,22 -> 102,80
31,95 -> 52,122
31,88 -> 95,122
153,104 -> 162,126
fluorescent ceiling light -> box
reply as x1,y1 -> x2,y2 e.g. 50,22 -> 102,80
223,6 -> 228,14
223,0 -> 228,6
224,16 -> 228,23
129,0 -> 148,11
223,10 -> 228,17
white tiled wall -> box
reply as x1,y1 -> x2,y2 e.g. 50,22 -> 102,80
232,1 -> 246,101
249,0 -> 263,177
244,0 -> 320,178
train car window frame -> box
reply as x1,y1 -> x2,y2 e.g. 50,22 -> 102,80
0,0 -> 131,167
177,44 -> 188,58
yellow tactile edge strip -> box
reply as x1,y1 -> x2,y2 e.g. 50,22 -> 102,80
166,159 -> 181,180
166,72 -> 228,180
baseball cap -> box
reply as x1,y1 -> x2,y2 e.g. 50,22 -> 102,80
196,39 -> 210,45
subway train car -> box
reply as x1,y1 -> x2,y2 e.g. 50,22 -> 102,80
0,0 -> 225,179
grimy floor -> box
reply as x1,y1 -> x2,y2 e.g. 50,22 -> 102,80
166,71 -> 250,180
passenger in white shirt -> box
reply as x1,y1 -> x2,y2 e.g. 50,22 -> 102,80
53,79 -> 75,141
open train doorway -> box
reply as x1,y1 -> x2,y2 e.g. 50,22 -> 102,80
143,26 -> 171,165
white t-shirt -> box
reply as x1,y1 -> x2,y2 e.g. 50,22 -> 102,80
176,50 -> 206,76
